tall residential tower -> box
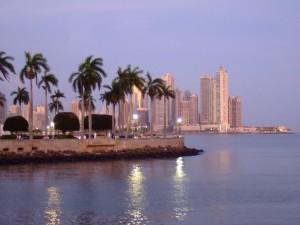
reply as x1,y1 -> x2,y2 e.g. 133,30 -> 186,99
216,66 -> 229,131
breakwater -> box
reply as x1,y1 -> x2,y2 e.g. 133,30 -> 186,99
0,137 -> 202,165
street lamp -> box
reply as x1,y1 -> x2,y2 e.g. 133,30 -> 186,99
177,117 -> 182,136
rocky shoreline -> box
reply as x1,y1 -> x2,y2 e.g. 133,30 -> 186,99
0,146 -> 203,165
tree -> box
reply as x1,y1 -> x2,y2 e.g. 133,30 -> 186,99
158,84 -> 175,137
70,56 -> 106,139
50,89 -> 65,115
84,114 -> 112,131
100,80 -> 124,135
142,73 -> 165,135
10,87 -> 29,115
3,116 -> 28,134
20,52 -> 49,139
69,70 -> 85,138
49,98 -> 64,115
0,51 -> 15,81
79,92 -> 96,115
38,72 -> 58,133
115,65 -> 144,136
54,112 -> 80,134
51,89 -> 65,100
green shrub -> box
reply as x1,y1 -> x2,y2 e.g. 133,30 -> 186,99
3,116 -> 28,134
54,112 -> 80,134
84,114 -> 112,131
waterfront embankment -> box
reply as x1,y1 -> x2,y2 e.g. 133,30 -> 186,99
0,137 -> 202,165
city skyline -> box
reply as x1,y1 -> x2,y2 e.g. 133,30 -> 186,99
0,65 -> 293,132
0,0 -> 299,131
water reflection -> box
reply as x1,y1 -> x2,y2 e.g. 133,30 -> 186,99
215,150 -> 232,174
127,164 -> 149,225
45,187 -> 62,225
173,157 -> 189,221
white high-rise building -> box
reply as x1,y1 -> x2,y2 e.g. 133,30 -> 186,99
132,86 -> 148,112
190,94 -> 199,125
71,99 -> 81,119
8,105 -> 20,117
33,105 -> 46,130
152,73 -> 175,131
200,75 -> 216,125
216,66 -> 229,131
175,89 -> 182,120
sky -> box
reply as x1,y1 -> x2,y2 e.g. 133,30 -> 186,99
0,0 -> 300,131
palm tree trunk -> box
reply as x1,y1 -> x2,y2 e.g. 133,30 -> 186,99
29,79 -> 33,140
112,104 -> 116,137
118,102 -> 122,134
150,98 -> 153,137
45,89 -> 48,135
127,93 -> 133,138
88,94 -> 92,139
80,93 -> 85,140
164,97 -> 166,138
19,103 -> 22,116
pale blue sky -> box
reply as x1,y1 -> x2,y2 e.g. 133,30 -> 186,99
0,0 -> 299,131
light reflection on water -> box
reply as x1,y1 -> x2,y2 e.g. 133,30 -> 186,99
127,164 -> 149,225
173,157 -> 189,221
215,150 -> 232,174
45,186 -> 62,225
1,135 -> 300,225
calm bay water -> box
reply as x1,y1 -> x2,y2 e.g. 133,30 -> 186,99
0,134 -> 300,225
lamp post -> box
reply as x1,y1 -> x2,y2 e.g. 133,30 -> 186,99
177,117 -> 182,136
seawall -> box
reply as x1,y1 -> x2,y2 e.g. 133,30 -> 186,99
0,137 -> 202,165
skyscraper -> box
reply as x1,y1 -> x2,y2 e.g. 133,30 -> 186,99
229,96 -> 242,128
33,105 -> 46,130
132,85 -> 148,112
180,91 -> 199,126
190,94 -> 199,125
163,73 -> 176,126
71,99 -> 81,119
216,66 -> 229,130
22,104 -> 29,122
152,73 -> 175,131
8,105 -> 20,116
118,99 -> 130,130
175,89 -> 182,120
200,75 -> 216,125
181,100 -> 190,125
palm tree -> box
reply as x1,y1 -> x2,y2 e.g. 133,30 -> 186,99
69,70 -> 85,138
20,52 -> 49,139
100,80 -> 124,136
38,72 -> 58,133
69,56 -> 106,139
142,73 -> 165,136
0,51 -> 15,81
79,92 -> 96,114
115,65 -> 144,136
51,89 -> 65,100
49,98 -> 63,115
158,84 -> 175,137
10,87 -> 29,115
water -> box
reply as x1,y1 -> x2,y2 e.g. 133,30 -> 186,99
0,134 -> 300,225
